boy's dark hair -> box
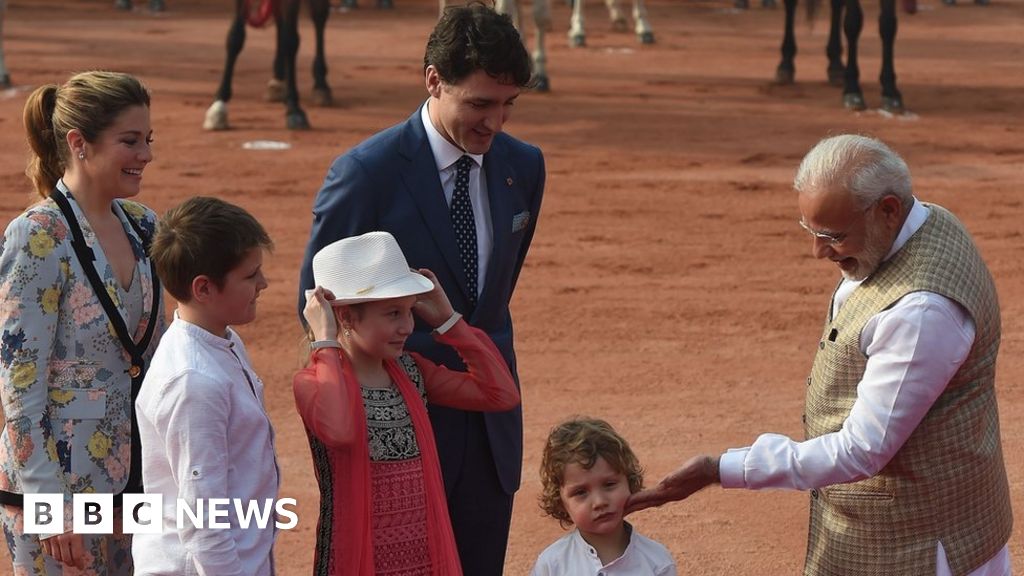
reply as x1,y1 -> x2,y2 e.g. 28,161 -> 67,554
539,417 -> 644,528
424,1 -> 533,88
151,196 -> 273,303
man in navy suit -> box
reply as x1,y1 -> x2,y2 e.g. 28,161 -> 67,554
298,3 -> 545,574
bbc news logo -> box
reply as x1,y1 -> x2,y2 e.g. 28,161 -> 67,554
24,494 -> 298,535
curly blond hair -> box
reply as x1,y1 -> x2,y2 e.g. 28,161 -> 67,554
538,417 -> 644,528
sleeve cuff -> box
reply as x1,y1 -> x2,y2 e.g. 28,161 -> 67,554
433,312 -> 463,335
718,448 -> 750,489
310,340 -> 342,351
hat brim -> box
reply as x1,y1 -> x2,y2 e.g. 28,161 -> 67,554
328,271 -> 434,306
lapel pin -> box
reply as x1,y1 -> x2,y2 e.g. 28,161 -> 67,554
506,177 -> 514,186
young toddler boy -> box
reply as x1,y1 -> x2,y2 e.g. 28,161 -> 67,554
531,417 -> 677,576
133,196 -> 279,576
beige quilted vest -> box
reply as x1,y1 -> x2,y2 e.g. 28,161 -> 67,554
803,204 -> 1012,576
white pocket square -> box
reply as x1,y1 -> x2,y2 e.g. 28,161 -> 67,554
512,211 -> 531,233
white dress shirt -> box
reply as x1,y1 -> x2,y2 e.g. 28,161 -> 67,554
421,101 -> 493,297
530,524 -> 677,576
134,316 -> 280,576
718,200 -> 1010,576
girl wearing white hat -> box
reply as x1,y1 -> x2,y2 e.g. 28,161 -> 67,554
293,231 -> 520,576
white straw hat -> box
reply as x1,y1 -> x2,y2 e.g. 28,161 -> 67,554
312,231 -> 434,305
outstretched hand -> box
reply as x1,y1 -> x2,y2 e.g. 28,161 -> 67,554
625,455 -> 720,515
303,286 -> 339,342
412,268 -> 456,328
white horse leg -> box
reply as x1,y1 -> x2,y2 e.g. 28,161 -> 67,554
203,100 -> 229,131
605,0 -> 628,31
0,0 -> 9,88
633,0 -> 655,44
569,0 -> 586,46
531,0 -> 551,91
495,0 -> 520,30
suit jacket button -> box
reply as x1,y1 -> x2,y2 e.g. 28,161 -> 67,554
819,340 -> 826,350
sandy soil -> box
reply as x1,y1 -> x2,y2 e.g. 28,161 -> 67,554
1,0 -> 1022,573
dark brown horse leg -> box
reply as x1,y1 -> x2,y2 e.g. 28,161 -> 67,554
204,0 -> 247,130
826,0 -> 845,86
277,0 -> 310,129
878,0 -> 904,112
310,0 -> 333,106
775,0 -> 797,84
841,0 -> 865,110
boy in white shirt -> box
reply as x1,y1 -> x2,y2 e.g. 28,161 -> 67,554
133,196 -> 279,576
531,417 -> 677,576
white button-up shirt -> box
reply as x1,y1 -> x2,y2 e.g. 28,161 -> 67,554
530,524 -> 678,576
421,101 -> 494,297
134,316 -> 280,576
719,199 -> 1010,576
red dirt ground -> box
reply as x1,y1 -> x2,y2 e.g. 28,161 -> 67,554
1,0 -> 1022,573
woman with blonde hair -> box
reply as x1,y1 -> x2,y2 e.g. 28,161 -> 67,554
0,70 -> 164,575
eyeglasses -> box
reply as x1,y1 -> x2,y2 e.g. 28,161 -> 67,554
798,203 -> 875,247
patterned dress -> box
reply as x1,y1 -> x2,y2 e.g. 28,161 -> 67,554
0,188 -> 164,576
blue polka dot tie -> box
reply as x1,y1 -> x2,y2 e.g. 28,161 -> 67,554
451,155 -> 478,306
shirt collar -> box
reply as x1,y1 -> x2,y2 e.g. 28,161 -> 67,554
172,310 -> 238,350
420,100 -> 483,172
884,197 -> 928,261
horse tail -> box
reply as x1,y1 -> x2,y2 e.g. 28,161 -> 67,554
246,0 -> 276,28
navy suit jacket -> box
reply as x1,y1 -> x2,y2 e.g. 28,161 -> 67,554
299,106 -> 545,494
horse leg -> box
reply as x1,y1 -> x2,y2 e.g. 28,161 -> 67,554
278,0 -> 310,129
605,0 -> 628,31
310,0 -> 333,106
532,0 -> 551,91
266,9 -> 288,102
204,0 -> 247,130
775,0 -> 797,84
878,0 -> 903,111
569,0 -> 586,47
826,0 -> 845,85
632,0 -> 655,44
841,0 -> 865,110
496,0 -> 521,30
0,0 -> 10,88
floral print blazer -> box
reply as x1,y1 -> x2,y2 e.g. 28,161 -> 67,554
0,187 -> 164,523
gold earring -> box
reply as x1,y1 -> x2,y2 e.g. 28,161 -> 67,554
344,328 -> 351,338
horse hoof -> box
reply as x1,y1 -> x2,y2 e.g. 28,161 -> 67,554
638,32 -> 655,45
569,34 -> 585,48
149,0 -> 165,11
881,96 -> 905,114
312,87 -> 333,107
265,78 -> 286,103
774,65 -> 795,85
942,0 -> 955,5
533,74 -> 551,93
203,101 -> 229,131
843,92 -> 867,111
827,65 -> 845,87
114,0 -> 132,10
0,74 -> 12,89
376,0 -> 393,9
287,110 -> 311,130
734,0 -> 750,8
341,0 -> 358,7
611,18 -> 628,32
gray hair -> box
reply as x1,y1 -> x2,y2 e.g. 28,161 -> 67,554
793,134 -> 913,209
